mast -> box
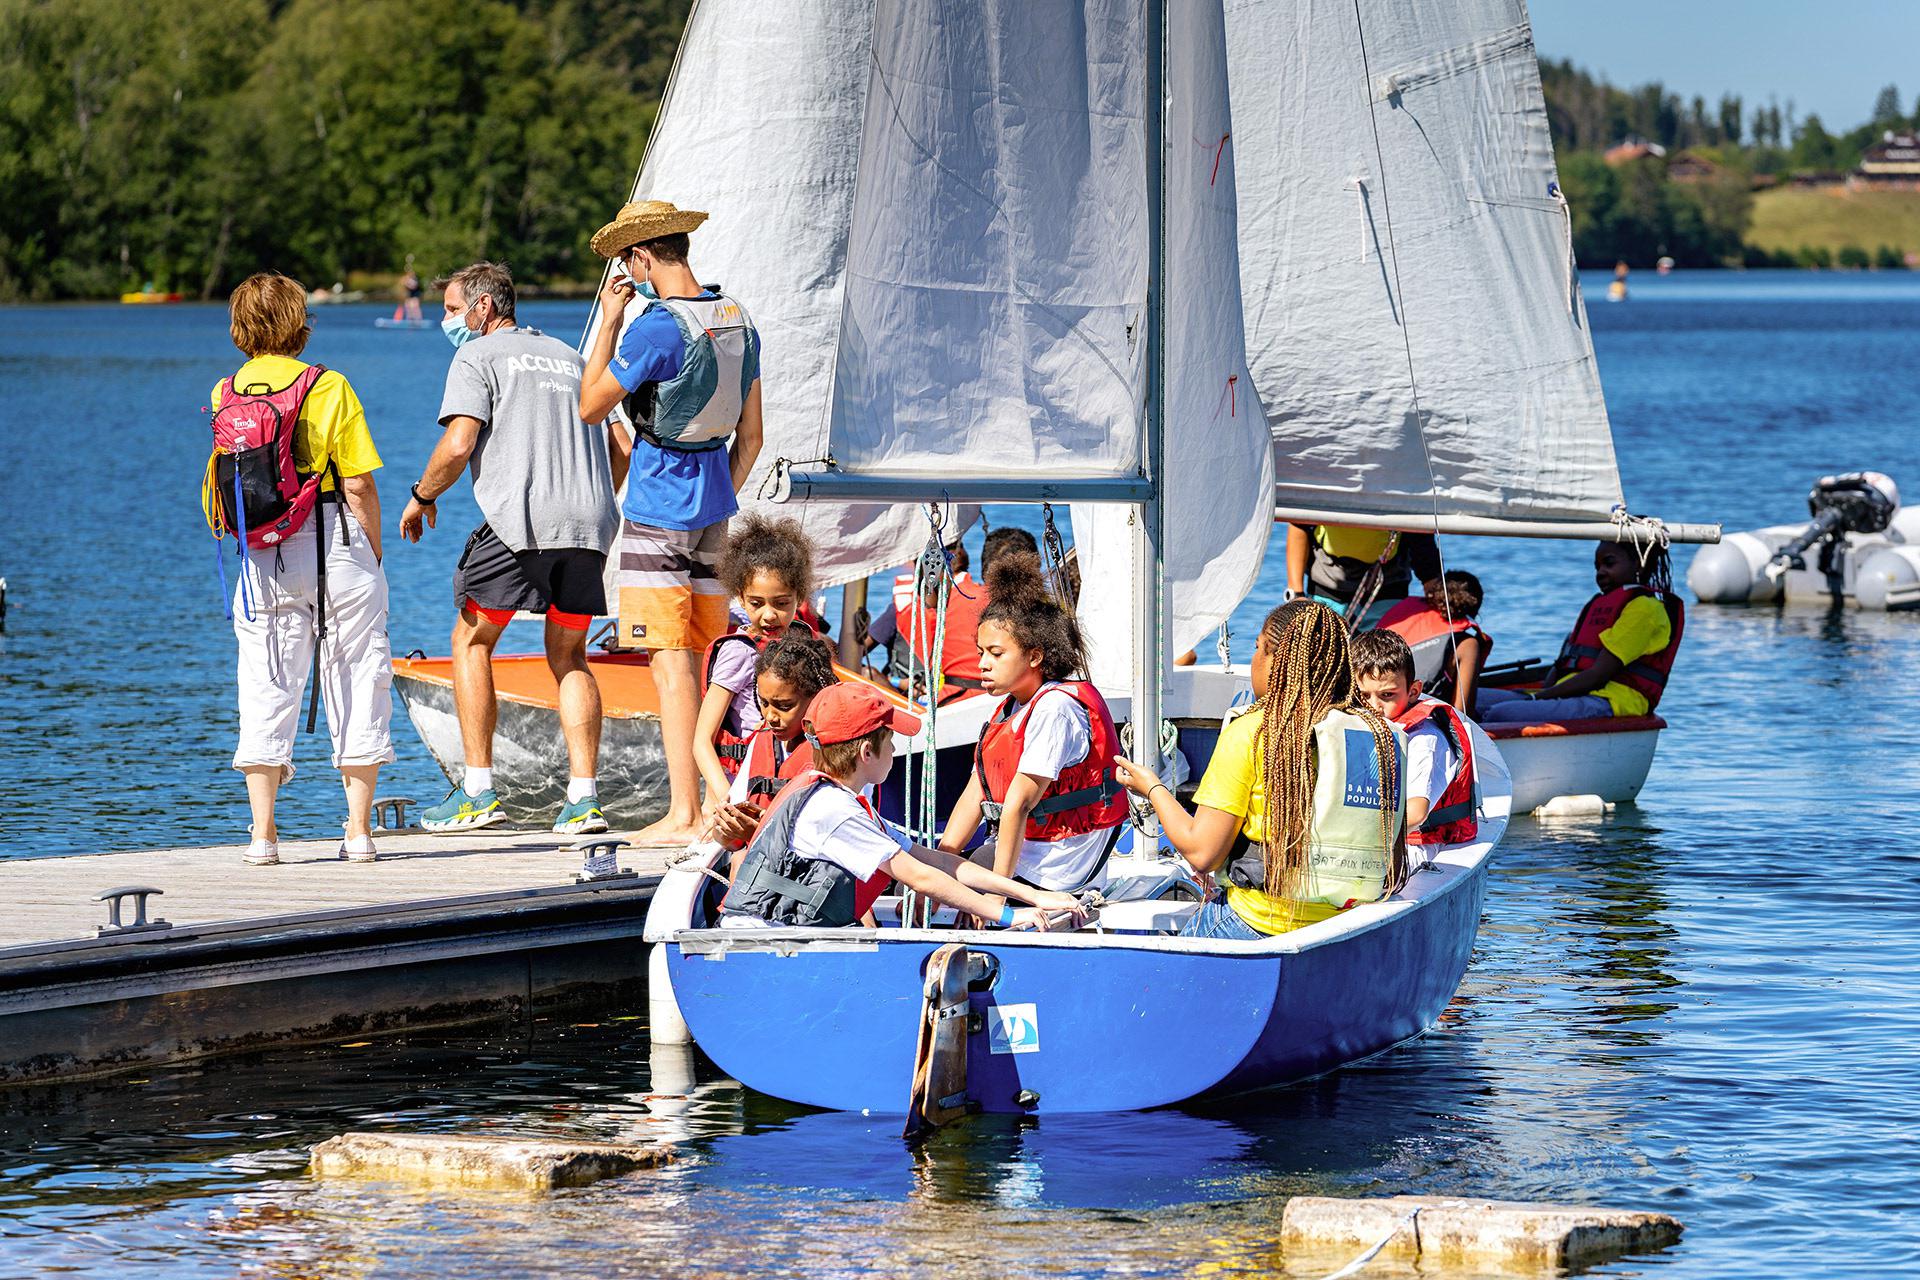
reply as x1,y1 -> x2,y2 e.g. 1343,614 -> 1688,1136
1134,0 -> 1168,776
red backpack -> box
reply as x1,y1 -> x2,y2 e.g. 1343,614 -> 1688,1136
201,363 -> 349,733
202,365 -> 334,550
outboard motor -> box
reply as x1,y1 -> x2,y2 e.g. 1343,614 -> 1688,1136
1764,472 -> 1900,582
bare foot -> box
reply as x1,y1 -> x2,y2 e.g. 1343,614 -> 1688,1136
631,815 -> 707,847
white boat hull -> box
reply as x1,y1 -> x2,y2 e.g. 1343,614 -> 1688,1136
1490,719 -> 1662,812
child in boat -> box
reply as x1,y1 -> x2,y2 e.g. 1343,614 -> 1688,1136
1350,630 -> 1480,853
707,632 -> 839,851
1475,541 -> 1683,726
939,554 -> 1128,892
721,683 -> 1086,929
1115,599 -> 1408,939
697,515 -> 816,801
1374,570 -> 1488,712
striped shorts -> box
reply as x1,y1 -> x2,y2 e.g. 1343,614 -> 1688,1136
613,518 -> 730,652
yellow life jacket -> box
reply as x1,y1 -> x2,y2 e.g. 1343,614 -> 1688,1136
1314,524 -> 1398,565
1224,707 -> 1405,934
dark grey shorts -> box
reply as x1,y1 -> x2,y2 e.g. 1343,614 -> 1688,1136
453,523 -> 607,619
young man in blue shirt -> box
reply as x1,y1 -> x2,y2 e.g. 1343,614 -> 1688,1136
581,199 -> 765,844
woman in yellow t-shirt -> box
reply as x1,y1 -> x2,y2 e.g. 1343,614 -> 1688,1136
1115,600 -> 1407,939
214,273 -> 395,867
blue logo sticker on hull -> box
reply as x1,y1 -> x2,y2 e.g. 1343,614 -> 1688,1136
988,1003 -> 1040,1055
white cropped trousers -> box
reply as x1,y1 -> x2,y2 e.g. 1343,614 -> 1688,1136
230,508 -> 396,770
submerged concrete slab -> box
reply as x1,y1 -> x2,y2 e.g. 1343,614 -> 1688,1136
311,1132 -> 675,1193
1282,1195 -> 1682,1270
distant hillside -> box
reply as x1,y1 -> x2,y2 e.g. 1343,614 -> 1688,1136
1747,187 -> 1920,265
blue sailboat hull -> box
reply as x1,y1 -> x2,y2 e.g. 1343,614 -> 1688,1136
661,851 -> 1487,1114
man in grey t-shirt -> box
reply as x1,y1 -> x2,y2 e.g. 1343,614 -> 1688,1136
398,261 -> 619,838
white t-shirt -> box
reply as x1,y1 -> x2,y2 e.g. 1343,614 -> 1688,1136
1003,688 -> 1112,891
1405,716 -> 1457,821
790,783 -> 903,882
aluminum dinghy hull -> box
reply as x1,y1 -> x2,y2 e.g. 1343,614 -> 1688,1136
392,652 -> 993,825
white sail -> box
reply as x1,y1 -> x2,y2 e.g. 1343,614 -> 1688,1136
824,0 -> 1147,479
1226,0 -> 1626,530
582,0 -> 952,586
1074,0 -> 1275,691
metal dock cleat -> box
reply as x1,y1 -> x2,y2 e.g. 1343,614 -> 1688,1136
94,886 -> 170,938
572,838 -> 636,884
371,797 -> 416,831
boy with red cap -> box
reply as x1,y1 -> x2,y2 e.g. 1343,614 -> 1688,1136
723,684 -> 1086,929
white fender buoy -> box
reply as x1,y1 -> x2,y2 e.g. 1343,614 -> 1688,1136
648,944 -> 691,1046
1687,534 -> 1780,604
1533,794 -> 1613,819
1855,545 -> 1920,611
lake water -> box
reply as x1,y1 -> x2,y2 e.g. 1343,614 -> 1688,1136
1,272 -> 1918,1276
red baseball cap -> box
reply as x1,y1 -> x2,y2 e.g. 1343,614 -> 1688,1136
805,683 -> 922,746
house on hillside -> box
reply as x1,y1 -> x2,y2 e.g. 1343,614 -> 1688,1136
1666,150 -> 1718,183
1604,140 -> 1667,166
1853,131 -> 1920,188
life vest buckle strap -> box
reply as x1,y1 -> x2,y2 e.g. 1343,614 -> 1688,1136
734,856 -> 830,912
1026,775 -> 1123,820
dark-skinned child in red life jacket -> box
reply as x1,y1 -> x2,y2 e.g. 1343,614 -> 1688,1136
1475,541 -> 1684,727
1374,570 -> 1489,713
697,515 -> 817,806
720,683 -> 1087,929
939,554 -> 1128,893
706,631 -> 840,854
1351,630 -> 1479,854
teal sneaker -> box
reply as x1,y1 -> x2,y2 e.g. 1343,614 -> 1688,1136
553,795 -> 609,836
421,785 -> 505,834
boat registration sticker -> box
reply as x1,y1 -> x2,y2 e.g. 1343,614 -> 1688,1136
988,1004 -> 1040,1055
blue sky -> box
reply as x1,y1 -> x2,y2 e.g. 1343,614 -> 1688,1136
1531,0 -> 1919,130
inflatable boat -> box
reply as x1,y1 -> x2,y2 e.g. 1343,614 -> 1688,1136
1689,472 -> 1920,611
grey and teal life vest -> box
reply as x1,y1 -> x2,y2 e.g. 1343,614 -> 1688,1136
622,290 -> 756,453
720,773 -> 891,927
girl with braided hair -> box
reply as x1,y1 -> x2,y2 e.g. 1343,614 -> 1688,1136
1116,599 -> 1408,939
706,631 -> 840,850
939,554 -> 1128,891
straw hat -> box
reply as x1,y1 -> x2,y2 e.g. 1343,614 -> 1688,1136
590,199 -> 710,258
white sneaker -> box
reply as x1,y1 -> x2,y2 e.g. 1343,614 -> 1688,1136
243,838 -> 280,866
340,830 -> 378,864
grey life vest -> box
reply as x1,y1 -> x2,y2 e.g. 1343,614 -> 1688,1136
722,777 -> 861,927
621,290 -> 755,453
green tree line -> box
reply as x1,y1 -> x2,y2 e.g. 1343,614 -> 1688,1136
1541,60 -> 1920,268
0,0 -> 689,300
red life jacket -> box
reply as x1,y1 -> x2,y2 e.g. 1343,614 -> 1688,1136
973,682 -> 1128,842
1554,586 -> 1685,711
896,573 -> 988,704
723,770 -> 892,924
1392,696 -> 1478,846
1376,598 -> 1492,689
738,727 -> 816,814
204,364 -> 336,550
702,618 -> 817,775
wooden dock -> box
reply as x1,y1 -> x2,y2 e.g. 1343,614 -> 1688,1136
0,826 -> 676,1086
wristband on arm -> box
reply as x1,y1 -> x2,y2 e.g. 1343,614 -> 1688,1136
999,903 -> 1016,928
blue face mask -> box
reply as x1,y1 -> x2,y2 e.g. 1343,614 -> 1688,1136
441,310 -> 477,349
